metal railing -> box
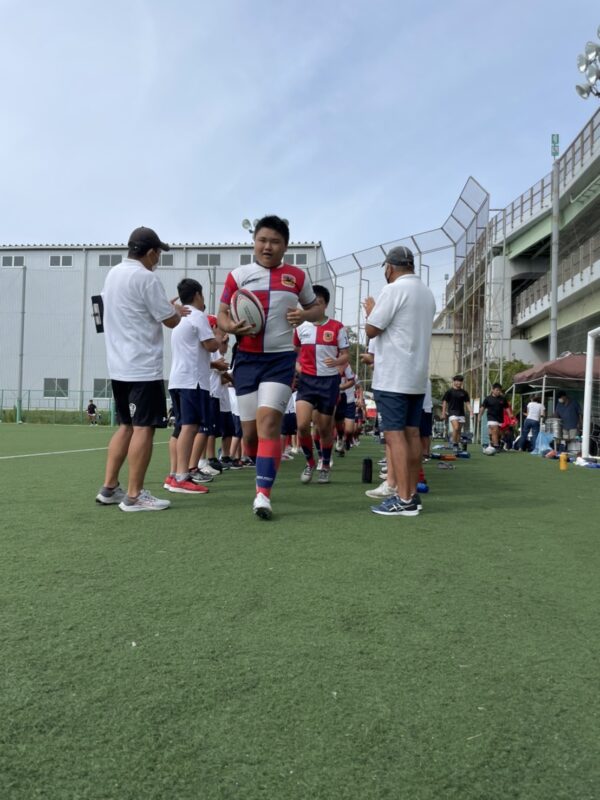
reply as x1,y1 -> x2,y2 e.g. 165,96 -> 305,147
513,233 -> 600,320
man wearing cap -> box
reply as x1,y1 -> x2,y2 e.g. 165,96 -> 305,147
363,246 -> 436,517
95,226 -> 185,512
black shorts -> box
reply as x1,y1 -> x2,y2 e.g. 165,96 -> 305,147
420,411 -> 433,437
112,380 -> 167,428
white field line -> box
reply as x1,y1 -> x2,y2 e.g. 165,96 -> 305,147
0,441 -> 168,461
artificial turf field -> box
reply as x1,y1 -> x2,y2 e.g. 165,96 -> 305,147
1,424 -> 599,800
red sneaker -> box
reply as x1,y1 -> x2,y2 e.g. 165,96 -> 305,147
168,479 -> 209,494
163,475 -> 176,489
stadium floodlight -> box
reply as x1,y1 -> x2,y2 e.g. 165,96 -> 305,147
576,83 -> 592,99
241,219 -> 253,231
575,29 -> 600,100
587,63 -> 600,85
585,41 -> 600,61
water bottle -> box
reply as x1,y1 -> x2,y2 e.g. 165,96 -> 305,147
559,452 -> 569,471
362,457 -> 373,483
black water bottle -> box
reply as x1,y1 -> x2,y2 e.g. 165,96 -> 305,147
361,457 -> 373,483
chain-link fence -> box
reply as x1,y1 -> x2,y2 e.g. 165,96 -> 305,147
0,389 -> 114,425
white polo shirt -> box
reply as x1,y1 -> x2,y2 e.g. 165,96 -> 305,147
168,307 -> 214,391
102,258 -> 175,381
368,274 -> 436,394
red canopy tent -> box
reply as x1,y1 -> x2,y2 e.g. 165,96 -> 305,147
513,353 -> 600,387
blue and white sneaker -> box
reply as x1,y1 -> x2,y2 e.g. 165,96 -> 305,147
370,495 -> 419,516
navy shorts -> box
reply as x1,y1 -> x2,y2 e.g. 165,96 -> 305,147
334,395 -> 347,422
232,413 -> 243,439
374,390 -> 425,432
420,411 -> 433,437
345,401 -> 356,421
169,386 -> 210,428
281,412 -> 297,435
219,410 -> 236,438
112,379 -> 167,428
201,396 -> 222,436
233,351 -> 297,396
296,373 -> 340,416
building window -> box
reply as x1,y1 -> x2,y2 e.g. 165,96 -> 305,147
240,254 -> 253,265
285,253 -> 308,266
99,254 -> 122,267
1,255 -> 25,267
44,378 -> 69,398
49,255 -> 73,267
93,379 -> 112,398
197,254 -> 221,267
160,254 -> 174,266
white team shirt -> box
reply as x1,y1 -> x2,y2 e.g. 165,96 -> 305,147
168,307 -> 215,391
228,385 -> 239,417
210,351 -> 227,399
341,364 -> 356,402
368,274 -> 436,394
423,379 -> 433,413
102,258 -> 175,381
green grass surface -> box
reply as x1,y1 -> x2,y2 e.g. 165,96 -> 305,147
1,425 -> 599,799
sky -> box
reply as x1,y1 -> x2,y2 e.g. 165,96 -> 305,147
1,0 -> 599,288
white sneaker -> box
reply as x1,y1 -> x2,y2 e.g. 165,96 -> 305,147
95,484 -> 126,505
365,481 -> 397,499
199,464 -> 221,476
253,493 -> 272,520
301,465 -> 315,484
316,458 -> 323,470
378,470 -> 388,481
118,489 -> 171,512
335,441 -> 344,454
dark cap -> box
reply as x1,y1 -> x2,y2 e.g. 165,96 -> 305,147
382,245 -> 414,268
556,390 -> 567,398
128,226 -> 170,253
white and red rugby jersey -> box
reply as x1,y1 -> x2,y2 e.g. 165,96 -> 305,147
293,318 -> 349,376
221,262 -> 316,354
340,364 -> 357,401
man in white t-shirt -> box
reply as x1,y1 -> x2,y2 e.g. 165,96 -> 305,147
165,278 -> 219,494
363,246 -> 436,517
95,226 -> 184,512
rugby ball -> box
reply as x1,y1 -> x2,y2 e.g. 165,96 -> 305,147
230,288 -> 265,334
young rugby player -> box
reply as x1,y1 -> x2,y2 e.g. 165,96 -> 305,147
293,284 -> 349,484
217,215 -> 320,520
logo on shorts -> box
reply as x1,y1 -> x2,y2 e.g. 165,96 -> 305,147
282,273 -> 296,288
323,330 -> 334,343
129,403 -> 137,419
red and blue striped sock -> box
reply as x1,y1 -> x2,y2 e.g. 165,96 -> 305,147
298,434 -> 315,467
256,438 -> 281,498
321,443 -> 333,468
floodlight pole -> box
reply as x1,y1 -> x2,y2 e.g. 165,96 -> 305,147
549,142 -> 560,361
16,265 -> 27,424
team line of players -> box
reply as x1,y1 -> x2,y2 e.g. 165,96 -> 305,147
165,279 -> 365,503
